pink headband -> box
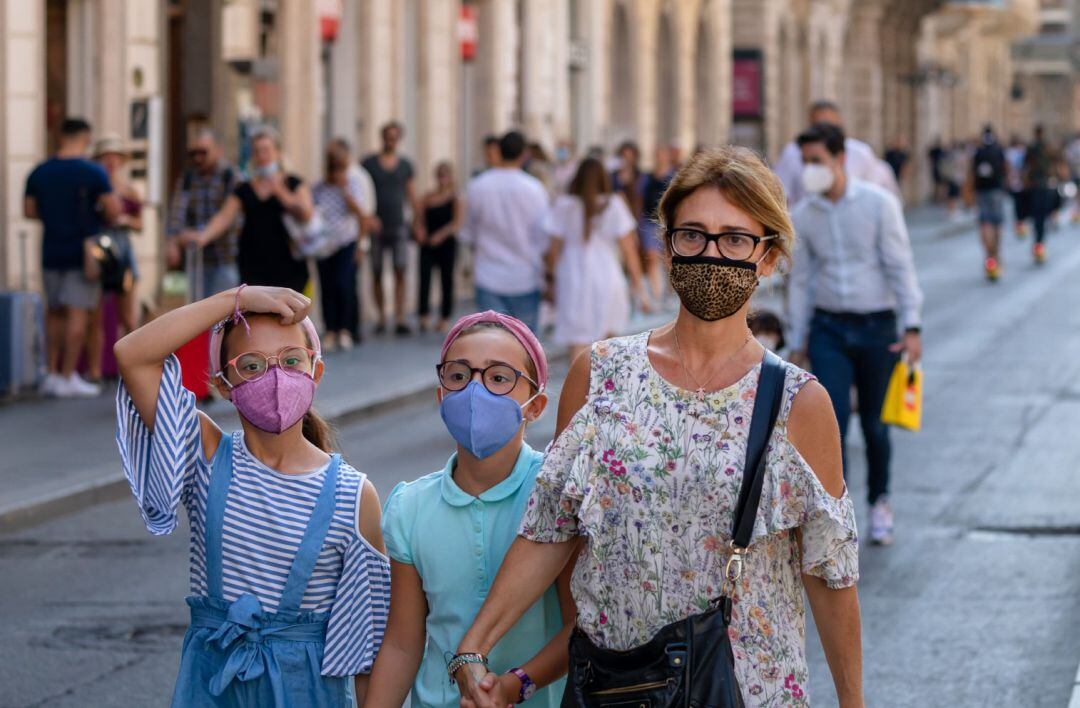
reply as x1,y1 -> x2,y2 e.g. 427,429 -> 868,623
209,313 -> 322,378
440,311 -> 548,388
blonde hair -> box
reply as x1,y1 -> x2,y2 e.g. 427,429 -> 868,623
657,145 -> 795,263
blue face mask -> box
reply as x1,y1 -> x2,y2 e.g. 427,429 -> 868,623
439,380 -> 538,460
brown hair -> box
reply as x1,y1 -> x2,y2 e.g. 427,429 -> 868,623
324,140 -> 351,181
447,322 -> 539,384
568,157 -> 611,242
219,316 -> 337,453
656,145 -> 795,263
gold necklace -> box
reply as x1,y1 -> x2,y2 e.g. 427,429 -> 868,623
672,327 -> 753,402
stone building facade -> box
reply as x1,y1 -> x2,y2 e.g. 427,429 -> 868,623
0,0 -> 1050,297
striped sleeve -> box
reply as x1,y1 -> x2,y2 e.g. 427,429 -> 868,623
114,355 -> 202,536
321,530 -> 391,676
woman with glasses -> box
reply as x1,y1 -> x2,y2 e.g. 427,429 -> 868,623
453,148 -> 863,707
112,285 -> 391,705
544,157 -> 652,362
365,311 -> 573,707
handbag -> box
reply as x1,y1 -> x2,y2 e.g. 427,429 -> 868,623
562,350 -> 786,708
880,358 -> 922,431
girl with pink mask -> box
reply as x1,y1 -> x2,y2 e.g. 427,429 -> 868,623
113,285 -> 390,707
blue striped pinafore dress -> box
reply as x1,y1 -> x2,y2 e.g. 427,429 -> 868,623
171,436 -> 351,707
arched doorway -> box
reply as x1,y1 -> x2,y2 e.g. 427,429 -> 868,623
609,1 -> 634,144
656,9 -> 678,149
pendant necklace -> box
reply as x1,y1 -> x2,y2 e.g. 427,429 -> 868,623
673,327 -> 754,402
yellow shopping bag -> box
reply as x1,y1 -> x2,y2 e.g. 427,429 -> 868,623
881,360 -> 922,431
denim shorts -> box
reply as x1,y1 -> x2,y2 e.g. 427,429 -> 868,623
976,189 -> 1005,225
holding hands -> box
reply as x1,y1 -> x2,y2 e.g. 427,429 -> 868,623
455,666 -> 513,708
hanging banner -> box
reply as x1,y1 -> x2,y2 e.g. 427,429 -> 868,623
733,50 -> 763,119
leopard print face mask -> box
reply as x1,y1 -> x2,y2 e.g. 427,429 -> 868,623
669,256 -> 760,322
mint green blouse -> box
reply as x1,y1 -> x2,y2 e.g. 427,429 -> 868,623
382,444 -> 566,707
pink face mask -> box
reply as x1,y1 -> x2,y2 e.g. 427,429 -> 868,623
229,366 -> 316,434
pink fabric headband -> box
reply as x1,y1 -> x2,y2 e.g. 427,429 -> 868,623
209,314 -> 321,378
440,311 -> 548,388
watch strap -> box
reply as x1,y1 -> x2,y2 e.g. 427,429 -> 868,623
509,667 -> 536,702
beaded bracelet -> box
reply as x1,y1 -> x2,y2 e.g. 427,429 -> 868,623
447,652 -> 489,683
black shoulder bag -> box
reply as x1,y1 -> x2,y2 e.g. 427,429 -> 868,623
562,350 -> 787,708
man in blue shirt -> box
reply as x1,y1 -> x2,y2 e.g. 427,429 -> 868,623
24,117 -> 120,397
787,122 -> 924,547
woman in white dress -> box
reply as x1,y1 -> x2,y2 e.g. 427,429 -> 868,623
544,157 -> 652,360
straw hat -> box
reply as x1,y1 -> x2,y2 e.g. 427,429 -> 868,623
92,134 -> 128,159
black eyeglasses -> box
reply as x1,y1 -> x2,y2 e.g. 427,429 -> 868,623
188,149 -> 208,159
436,360 -> 538,396
669,228 -> 777,261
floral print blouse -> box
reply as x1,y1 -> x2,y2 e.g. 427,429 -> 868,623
519,332 -> 859,706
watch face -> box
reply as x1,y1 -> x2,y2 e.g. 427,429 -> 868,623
521,683 -> 537,700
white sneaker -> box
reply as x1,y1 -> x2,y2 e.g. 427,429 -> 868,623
338,331 -> 354,351
870,498 -> 894,546
41,373 -> 63,397
55,373 -> 102,398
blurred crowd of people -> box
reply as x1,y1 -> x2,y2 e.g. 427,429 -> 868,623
927,124 -> 1077,277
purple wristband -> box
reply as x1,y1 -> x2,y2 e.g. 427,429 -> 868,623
508,668 -> 536,702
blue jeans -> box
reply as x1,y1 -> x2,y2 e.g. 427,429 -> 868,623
317,242 -> 360,339
807,310 -> 898,505
475,287 -> 541,333
189,263 -> 240,300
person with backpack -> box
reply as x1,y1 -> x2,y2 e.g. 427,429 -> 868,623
166,128 -> 241,299
971,125 -> 1009,280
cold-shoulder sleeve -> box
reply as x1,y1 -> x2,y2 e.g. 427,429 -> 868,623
114,355 -> 201,535
754,365 -> 860,589
322,531 -> 390,676
519,403 -> 598,543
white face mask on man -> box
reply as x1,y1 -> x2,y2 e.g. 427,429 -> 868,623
801,163 -> 835,195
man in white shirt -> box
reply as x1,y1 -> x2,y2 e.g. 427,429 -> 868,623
774,100 -> 901,205
460,131 -> 551,332
786,123 -> 923,547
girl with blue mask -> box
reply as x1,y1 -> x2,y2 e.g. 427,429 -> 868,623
366,312 -> 575,707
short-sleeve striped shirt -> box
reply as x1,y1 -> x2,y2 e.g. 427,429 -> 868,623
115,356 -> 390,676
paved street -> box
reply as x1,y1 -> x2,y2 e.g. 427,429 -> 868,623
2,210 -> 1080,707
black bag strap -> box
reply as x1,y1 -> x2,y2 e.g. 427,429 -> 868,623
730,350 -> 786,550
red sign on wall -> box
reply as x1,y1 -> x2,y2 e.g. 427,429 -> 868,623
459,4 -> 478,61
733,51 -> 763,119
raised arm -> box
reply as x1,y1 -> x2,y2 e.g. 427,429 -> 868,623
113,286 -> 311,436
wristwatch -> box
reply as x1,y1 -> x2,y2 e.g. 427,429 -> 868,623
508,668 -> 537,702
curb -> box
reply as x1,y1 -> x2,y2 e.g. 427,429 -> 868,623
0,310 -> 673,533
0,472 -> 130,534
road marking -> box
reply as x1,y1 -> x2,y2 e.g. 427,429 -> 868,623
1069,659 -> 1080,708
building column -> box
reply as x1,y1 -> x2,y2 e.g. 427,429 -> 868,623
0,0 -> 46,290
698,0 -> 732,147
674,0 -> 701,152
280,0 -> 321,178
416,0 -> 458,186
844,1 -> 885,151
633,0 -> 660,165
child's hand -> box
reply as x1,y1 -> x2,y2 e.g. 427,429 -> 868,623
238,286 -> 312,325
